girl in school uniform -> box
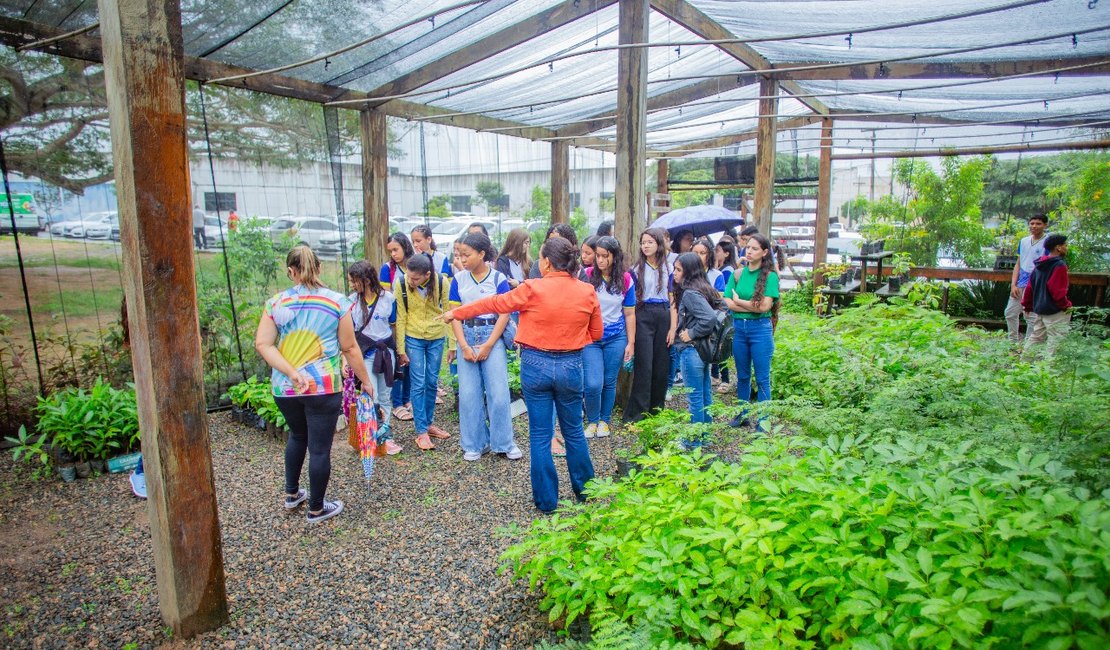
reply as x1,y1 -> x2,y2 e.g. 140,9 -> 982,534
346,261 -> 402,454
439,237 -> 602,513
625,227 -> 674,423
693,238 -> 727,292
495,228 -> 532,289
410,224 -> 455,279
394,253 -> 455,451
722,233 -> 780,430
712,236 -> 740,393
447,232 -> 522,461
582,236 -> 636,438
672,252 -> 724,446
380,233 -> 414,421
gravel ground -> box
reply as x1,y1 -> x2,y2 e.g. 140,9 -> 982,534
0,380 -> 749,649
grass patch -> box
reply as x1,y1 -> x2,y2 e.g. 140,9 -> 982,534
40,284 -> 123,320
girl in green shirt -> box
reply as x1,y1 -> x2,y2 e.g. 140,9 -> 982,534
722,233 -> 780,430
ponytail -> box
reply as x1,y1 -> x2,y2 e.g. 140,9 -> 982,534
286,245 -> 322,289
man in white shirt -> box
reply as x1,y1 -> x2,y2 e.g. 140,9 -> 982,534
192,205 -> 207,250
1004,214 -> 1049,343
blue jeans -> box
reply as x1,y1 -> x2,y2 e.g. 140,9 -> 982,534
458,323 -> 515,454
406,336 -> 445,434
390,365 -> 411,408
733,318 -> 774,421
521,348 -> 595,512
583,331 -> 626,424
679,346 -> 712,425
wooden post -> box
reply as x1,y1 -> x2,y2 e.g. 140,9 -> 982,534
551,141 -> 570,225
361,109 -> 389,268
753,77 -> 779,234
614,0 -> 649,257
657,158 -> 669,195
814,118 -> 833,285
96,0 -> 227,637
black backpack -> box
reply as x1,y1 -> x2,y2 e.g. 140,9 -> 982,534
694,308 -> 735,365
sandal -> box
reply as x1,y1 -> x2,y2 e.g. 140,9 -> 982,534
415,433 -> 436,451
551,436 -> 566,457
392,405 -> 413,421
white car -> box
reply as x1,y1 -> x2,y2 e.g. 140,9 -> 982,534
432,218 -> 497,240
83,213 -> 118,240
269,217 -> 339,250
827,228 -> 864,257
204,217 -> 231,248
66,211 -> 117,238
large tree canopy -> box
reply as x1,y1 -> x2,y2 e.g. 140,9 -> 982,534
0,47 -> 399,194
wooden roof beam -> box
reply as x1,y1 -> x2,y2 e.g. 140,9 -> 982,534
647,115 -> 822,157
831,138 -> 1110,160
649,0 -> 829,116
769,57 -> 1110,81
0,16 -> 620,150
365,0 -> 618,104
555,75 -> 757,137
829,110 -> 1110,128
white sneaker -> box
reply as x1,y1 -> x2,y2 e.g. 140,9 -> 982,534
665,389 -> 673,401
716,382 -> 732,394
596,422 -> 611,438
584,423 -> 597,439
505,446 -> 523,460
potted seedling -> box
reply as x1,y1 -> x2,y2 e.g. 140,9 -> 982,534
887,253 -> 912,291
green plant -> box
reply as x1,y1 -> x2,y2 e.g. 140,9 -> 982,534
35,378 -> 139,462
621,409 -> 685,455
889,251 -> 913,277
504,436 -> 1110,649
4,425 -> 51,477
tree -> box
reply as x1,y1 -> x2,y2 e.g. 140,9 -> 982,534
473,180 -> 506,214
0,47 -> 400,194
425,195 -> 451,219
1047,154 -> 1110,272
525,185 -> 551,221
861,157 -> 993,267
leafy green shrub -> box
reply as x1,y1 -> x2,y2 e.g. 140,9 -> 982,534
504,437 -> 1110,649
224,376 -> 284,429
36,378 -> 139,461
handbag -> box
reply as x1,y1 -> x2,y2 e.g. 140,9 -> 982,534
354,295 -> 380,356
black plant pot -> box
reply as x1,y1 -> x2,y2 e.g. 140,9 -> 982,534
615,457 -> 642,478
888,276 -> 902,291
829,279 -> 843,290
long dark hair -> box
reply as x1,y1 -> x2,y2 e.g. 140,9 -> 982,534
404,252 -> 439,303
674,252 -> 722,310
347,260 -> 382,324
747,233 -> 778,311
671,229 -> 694,254
715,237 -> 738,270
541,237 -> 580,277
387,232 -> 414,274
634,227 -> 668,302
589,236 -> 626,295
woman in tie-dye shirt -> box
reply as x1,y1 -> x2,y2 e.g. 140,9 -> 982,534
255,246 -> 372,524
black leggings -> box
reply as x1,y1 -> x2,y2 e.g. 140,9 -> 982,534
277,393 -> 342,511
625,302 -> 671,422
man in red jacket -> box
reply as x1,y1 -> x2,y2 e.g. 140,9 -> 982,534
1021,234 -> 1071,356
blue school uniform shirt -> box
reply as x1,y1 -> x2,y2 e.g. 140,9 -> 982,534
586,269 -> 636,339
707,267 -> 726,292
449,268 -> 512,318
635,260 -> 672,304
429,250 -> 455,278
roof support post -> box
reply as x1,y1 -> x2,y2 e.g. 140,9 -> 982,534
360,110 -> 390,269
753,77 -> 779,234
614,0 -> 649,257
814,117 -> 833,285
96,0 -> 227,637
657,159 -> 669,195
551,141 -> 570,225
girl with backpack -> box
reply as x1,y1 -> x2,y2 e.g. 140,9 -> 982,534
711,236 -> 740,394
346,261 -> 402,454
583,236 -> 636,438
380,233 -> 414,421
625,227 -> 674,423
722,233 -> 780,430
672,252 -> 724,447
447,232 -> 523,461
394,253 -> 455,451
693,238 -> 727,292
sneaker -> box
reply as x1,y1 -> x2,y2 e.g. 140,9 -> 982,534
129,470 -> 147,499
728,415 -> 751,429
463,447 -> 489,462
665,389 -> 673,401
283,488 -> 307,510
596,422 -> 611,438
716,382 -> 732,394
306,499 -> 343,524
505,445 -> 523,460
584,423 -> 597,439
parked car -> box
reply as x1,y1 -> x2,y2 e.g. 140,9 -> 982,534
783,226 -> 815,254
827,228 -> 864,257
269,217 -> 338,250
66,211 -> 117,238
83,213 -> 118,240
204,217 -> 231,248
432,218 -> 498,239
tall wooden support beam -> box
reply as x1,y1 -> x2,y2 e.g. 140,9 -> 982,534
360,110 -> 389,268
814,118 -> 833,284
551,141 -> 570,225
753,78 -> 779,234
657,159 -> 669,195
96,0 -> 227,637
614,0 -> 649,257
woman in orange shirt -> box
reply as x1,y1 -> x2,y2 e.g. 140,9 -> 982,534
441,238 -> 602,513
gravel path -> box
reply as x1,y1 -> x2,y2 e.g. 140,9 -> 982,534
0,390 -> 656,649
